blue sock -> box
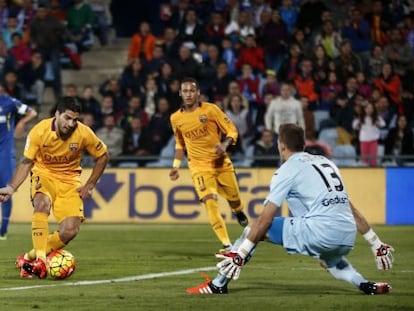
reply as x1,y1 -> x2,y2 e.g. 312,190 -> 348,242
1,199 -> 12,235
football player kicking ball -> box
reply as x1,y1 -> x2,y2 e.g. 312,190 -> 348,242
0,97 -> 109,278
186,124 -> 393,295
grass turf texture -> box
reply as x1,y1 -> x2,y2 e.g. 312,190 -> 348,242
0,224 -> 412,311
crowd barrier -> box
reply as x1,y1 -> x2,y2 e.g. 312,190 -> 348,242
11,168 -> 414,225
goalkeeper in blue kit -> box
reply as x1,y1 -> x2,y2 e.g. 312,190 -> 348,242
187,123 -> 393,295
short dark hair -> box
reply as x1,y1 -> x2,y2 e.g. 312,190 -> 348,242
278,123 -> 305,152
56,96 -> 82,114
180,77 -> 199,89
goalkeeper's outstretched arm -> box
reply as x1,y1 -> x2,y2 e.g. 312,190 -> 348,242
350,201 -> 394,270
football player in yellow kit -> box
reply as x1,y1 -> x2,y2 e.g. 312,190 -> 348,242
169,77 -> 248,252
0,97 -> 109,278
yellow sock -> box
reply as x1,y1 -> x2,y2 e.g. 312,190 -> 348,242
32,212 -> 49,261
46,231 -> 66,254
205,199 -> 230,246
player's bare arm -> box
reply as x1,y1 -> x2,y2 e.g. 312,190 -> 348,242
0,157 -> 34,202
14,107 -> 38,138
78,152 -> 109,199
247,201 -> 278,244
216,137 -> 233,155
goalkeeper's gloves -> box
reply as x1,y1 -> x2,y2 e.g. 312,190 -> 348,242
373,244 -> 395,270
216,251 -> 246,280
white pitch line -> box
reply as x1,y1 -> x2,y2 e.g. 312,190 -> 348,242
0,266 -> 217,291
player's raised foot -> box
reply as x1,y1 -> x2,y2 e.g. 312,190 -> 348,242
0,233 -> 7,240
359,282 -> 391,295
186,274 -> 228,294
22,258 -> 47,279
15,253 -> 33,269
234,211 -> 248,227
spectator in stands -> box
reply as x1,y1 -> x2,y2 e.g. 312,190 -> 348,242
145,45 -> 166,78
177,7 -> 205,50
292,28 -> 313,59
3,70 -> 23,100
279,0 -> 298,35
120,58 -> 146,98
210,61 -> 235,102
224,8 -> 255,46
96,113 -> 124,160
98,94 -> 118,126
261,8 -> 288,74
225,93 -> 252,150
265,82 -> 305,139
253,128 -> 278,167
330,94 -> 355,135
375,96 -> 397,144
374,62 -> 402,114
320,70 -> 343,111
368,44 -> 386,82
314,20 -> 342,59
384,115 -> 414,166
222,80 -> 249,110
30,4 -> 65,100
0,38 -> 16,81
49,0 -> 67,23
235,34 -> 265,74
18,0 -> 37,35
127,21 -> 156,64
352,101 -> 385,167
356,71 -> 372,99
365,0 -> 391,48
198,43 -> 221,95
0,0 -> 9,34
119,95 -> 148,131
260,68 -> 279,98
160,26 -> 180,61
251,0 -> 271,29
142,76 -> 160,119
334,39 -> 362,82
221,36 -> 236,75
296,0 -> 327,39
80,84 -> 101,121
254,92 -> 274,138
383,28 -> 413,78
2,16 -> 22,49
165,77 -> 182,114
121,115 -> 149,164
237,63 -> 261,114
278,42 -> 302,82
205,11 -> 226,47
18,50 -> 45,107
166,0 -> 190,29
86,0 -> 111,46
9,32 -> 31,68
311,44 -> 331,88
341,7 -> 371,74
294,59 -> 319,109
144,97 -> 173,156
170,44 -> 199,80
300,96 -> 315,140
99,75 -> 127,112
156,61 -> 174,96
67,0 -> 95,52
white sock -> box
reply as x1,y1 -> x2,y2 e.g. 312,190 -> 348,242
327,259 -> 366,287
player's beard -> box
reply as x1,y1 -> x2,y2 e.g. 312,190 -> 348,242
57,123 -> 76,140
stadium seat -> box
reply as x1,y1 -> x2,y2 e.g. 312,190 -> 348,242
332,145 -> 358,167
233,145 -> 255,168
313,110 -> 330,132
318,128 -> 338,150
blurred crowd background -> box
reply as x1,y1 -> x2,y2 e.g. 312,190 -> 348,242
4,0 -> 414,167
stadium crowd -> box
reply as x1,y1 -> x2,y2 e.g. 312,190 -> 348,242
3,0 -> 414,167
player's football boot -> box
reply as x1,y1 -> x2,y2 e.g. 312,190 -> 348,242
15,253 -> 33,269
19,267 -> 33,278
186,274 -> 228,294
217,244 -> 232,255
22,258 -> 47,279
234,211 -> 248,227
359,282 -> 391,295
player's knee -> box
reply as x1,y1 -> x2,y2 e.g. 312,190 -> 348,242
32,200 -> 51,214
201,194 -> 218,203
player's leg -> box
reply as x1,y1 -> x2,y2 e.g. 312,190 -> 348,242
0,154 -> 15,239
217,171 -> 248,227
193,172 -> 232,250
323,253 -> 391,295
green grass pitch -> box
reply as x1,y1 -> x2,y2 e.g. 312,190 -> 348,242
0,223 -> 413,311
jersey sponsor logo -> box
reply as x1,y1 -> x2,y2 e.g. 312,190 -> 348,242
69,143 -> 79,151
44,153 -> 77,164
322,195 -> 348,207
184,126 -> 208,140
199,115 -> 208,123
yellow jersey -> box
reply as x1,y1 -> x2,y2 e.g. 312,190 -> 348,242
170,102 -> 238,172
24,118 -> 107,181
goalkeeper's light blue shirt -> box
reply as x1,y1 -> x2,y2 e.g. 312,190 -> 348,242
265,152 -> 357,248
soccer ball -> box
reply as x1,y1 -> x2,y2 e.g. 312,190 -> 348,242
46,249 -> 76,279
